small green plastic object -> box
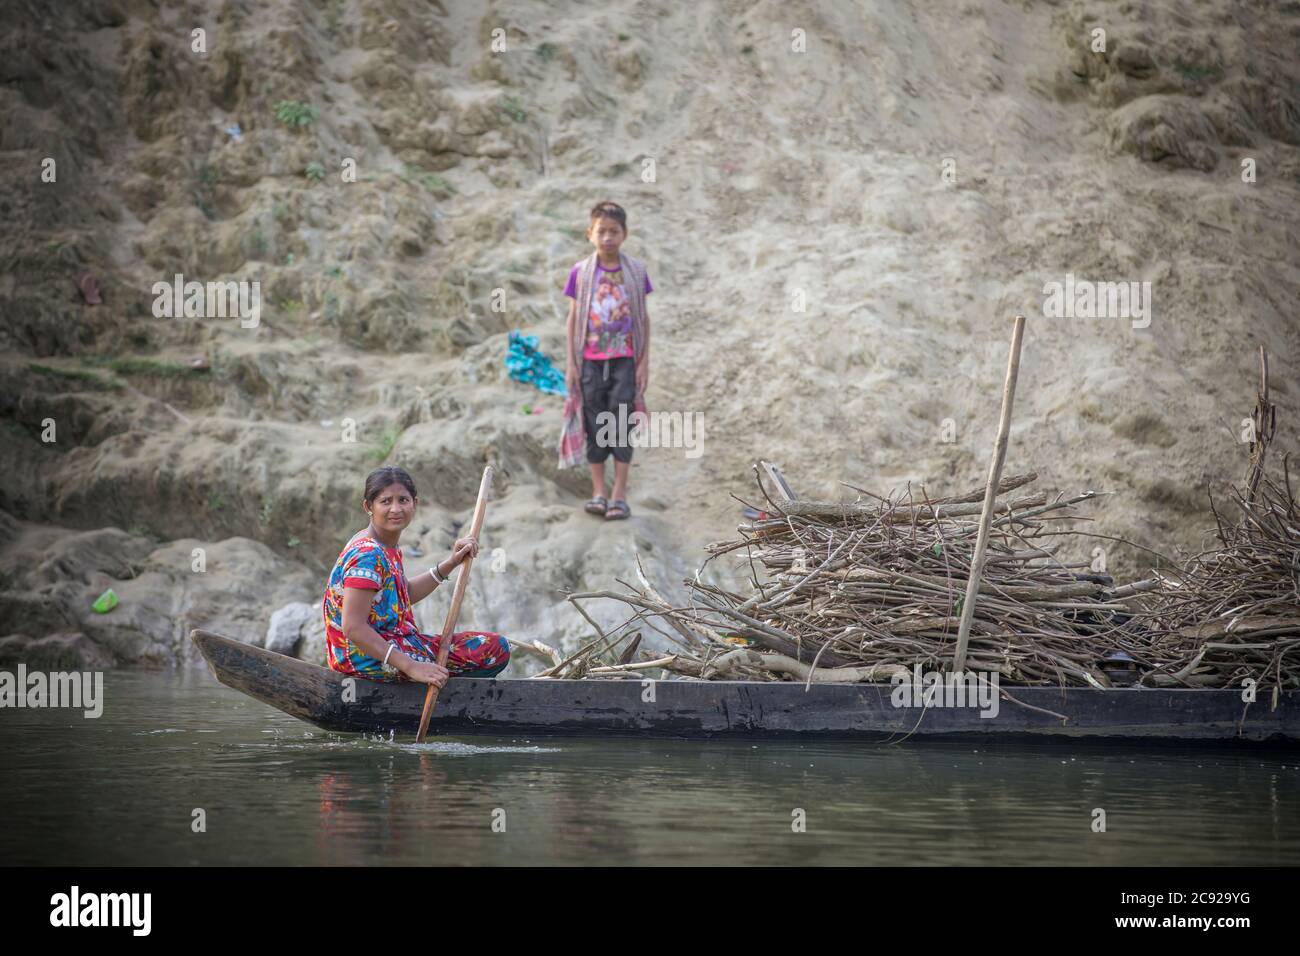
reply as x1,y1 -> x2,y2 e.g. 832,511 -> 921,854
92,588 -> 119,614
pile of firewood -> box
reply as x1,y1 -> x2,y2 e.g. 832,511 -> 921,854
1129,351 -> 1299,694
1131,472 -> 1299,692
546,350 -> 1297,696
553,467 -> 1148,687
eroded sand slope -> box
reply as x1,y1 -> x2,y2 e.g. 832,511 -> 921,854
1,0 -> 1297,668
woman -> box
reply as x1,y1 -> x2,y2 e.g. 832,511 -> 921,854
322,465 -> 510,685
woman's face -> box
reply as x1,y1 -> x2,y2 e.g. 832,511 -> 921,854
366,483 -> 416,534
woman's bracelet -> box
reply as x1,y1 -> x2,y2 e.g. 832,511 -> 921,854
382,643 -> 398,673
429,562 -> 446,585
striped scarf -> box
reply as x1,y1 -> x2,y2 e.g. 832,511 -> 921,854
558,251 -> 650,469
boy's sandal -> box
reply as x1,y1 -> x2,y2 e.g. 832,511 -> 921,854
605,500 -> 630,520
584,496 -> 608,515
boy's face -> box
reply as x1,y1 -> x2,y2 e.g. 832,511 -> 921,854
589,216 -> 626,256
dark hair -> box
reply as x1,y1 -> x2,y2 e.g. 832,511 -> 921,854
588,200 -> 627,233
363,466 -> 418,505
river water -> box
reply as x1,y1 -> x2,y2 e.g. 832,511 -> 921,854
1,669 -> 1298,866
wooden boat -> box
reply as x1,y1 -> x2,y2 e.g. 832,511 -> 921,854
192,629 -> 1300,744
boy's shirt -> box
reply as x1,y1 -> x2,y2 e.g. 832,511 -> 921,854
564,260 -> 653,360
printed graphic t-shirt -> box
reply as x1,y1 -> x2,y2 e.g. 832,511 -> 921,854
322,531 -> 418,671
564,260 -> 653,360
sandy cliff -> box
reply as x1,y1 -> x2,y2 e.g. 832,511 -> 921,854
1,0 -> 1297,669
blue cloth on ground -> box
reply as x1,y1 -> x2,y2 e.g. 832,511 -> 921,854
506,330 -> 566,396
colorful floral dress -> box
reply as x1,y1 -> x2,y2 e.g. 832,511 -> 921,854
322,531 -> 509,681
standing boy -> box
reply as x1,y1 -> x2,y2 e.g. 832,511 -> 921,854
560,201 -> 652,521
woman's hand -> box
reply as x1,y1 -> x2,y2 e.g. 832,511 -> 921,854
635,361 -> 649,396
565,363 -> 580,399
400,658 -> 449,687
449,535 -> 479,568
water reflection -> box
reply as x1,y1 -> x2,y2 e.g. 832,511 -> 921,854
0,670 -> 1297,865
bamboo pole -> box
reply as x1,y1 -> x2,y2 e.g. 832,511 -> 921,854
952,314 -> 1026,672
1246,345 -> 1272,505
415,465 -> 494,742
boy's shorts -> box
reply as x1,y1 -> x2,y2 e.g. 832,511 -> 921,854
581,356 -> 636,464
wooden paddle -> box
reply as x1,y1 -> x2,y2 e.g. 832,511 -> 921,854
415,465 -> 494,742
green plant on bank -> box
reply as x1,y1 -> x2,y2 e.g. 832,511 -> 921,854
27,363 -> 119,390
1174,59 -> 1222,83
617,32 -> 629,42
536,42 -> 556,61
402,164 -> 455,194
500,95 -> 526,122
250,227 -> 268,258
80,356 -> 192,379
304,161 -> 326,181
1,419 -> 34,449
273,201 -> 291,222
420,171 -> 454,193
195,163 -> 219,219
259,498 -> 275,525
208,352 -> 234,381
208,492 -> 226,512
83,357 -> 191,378
324,293 -> 342,322
286,536 -> 302,549
325,0 -> 344,37
278,299 -> 304,314
324,265 -> 343,278
273,100 -> 318,128
370,426 -> 401,463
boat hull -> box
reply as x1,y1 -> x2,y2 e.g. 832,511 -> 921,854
192,629 -> 1300,744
